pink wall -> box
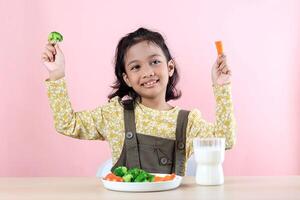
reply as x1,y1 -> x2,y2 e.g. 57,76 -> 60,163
1,0 -> 299,176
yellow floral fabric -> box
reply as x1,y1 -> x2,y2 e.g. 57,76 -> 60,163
45,78 -> 236,169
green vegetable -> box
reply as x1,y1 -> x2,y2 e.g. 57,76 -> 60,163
141,174 -> 154,182
127,167 -> 143,179
134,173 -> 148,182
113,166 -> 128,177
131,169 -> 154,182
148,174 -> 155,182
112,166 -> 156,182
122,174 -> 133,182
48,31 -> 63,43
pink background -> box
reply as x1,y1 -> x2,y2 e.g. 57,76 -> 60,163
1,0 -> 299,176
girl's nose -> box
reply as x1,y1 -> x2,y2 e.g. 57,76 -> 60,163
142,66 -> 155,78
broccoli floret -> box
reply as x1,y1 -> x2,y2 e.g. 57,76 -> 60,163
122,174 -> 133,182
134,173 -> 148,182
148,174 -> 155,182
127,168 -> 156,182
113,167 -> 155,182
142,172 -> 155,182
48,31 -> 63,44
113,166 -> 128,177
127,168 -> 142,179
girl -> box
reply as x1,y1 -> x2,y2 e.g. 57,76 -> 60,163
42,27 -> 236,176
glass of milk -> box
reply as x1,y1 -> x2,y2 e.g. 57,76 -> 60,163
193,137 -> 225,185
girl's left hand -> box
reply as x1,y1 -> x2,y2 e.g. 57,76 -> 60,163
211,54 -> 232,86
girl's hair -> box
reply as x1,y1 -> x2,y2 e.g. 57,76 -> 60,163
108,27 -> 181,102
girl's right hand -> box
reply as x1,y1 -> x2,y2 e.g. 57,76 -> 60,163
41,43 -> 65,81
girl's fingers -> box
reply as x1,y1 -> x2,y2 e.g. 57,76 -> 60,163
42,53 -> 50,62
218,62 -> 226,71
217,54 -> 226,65
217,62 -> 231,75
44,49 -> 54,62
46,44 -> 56,55
222,66 -> 228,74
54,43 -> 62,54
221,67 -> 231,75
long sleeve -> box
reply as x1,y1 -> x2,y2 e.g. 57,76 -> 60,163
45,78 -> 118,141
187,83 -> 236,150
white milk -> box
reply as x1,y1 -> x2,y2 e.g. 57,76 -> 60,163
194,147 -> 225,185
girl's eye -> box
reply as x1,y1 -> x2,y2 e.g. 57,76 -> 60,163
151,60 -> 161,65
131,65 -> 140,71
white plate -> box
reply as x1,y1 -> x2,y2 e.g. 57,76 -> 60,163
101,173 -> 183,192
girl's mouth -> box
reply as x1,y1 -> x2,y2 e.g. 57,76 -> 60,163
141,79 -> 159,88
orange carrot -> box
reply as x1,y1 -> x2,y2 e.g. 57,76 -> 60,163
103,173 -> 124,182
154,173 -> 176,182
215,41 -> 223,55
162,173 -> 176,181
154,176 -> 164,182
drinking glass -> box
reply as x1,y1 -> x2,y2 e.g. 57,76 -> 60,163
193,137 -> 225,185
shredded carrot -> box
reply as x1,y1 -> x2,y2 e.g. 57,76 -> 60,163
215,41 -> 223,55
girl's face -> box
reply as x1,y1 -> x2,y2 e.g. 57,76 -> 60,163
123,41 -> 175,102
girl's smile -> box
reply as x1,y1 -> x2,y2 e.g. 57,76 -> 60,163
141,78 -> 159,88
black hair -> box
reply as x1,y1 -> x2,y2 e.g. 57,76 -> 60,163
108,27 -> 181,102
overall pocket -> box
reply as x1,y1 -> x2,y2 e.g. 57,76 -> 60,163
137,133 -> 175,174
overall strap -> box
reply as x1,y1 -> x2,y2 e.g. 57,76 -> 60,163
174,110 -> 190,176
123,100 -> 141,169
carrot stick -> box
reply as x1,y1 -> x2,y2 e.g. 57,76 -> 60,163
215,41 -> 223,55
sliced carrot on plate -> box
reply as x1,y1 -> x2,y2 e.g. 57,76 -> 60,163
154,176 -> 164,182
162,173 -> 176,181
103,173 -> 124,182
154,173 -> 176,182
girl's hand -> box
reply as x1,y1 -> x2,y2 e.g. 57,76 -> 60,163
211,54 -> 232,86
41,43 -> 65,80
